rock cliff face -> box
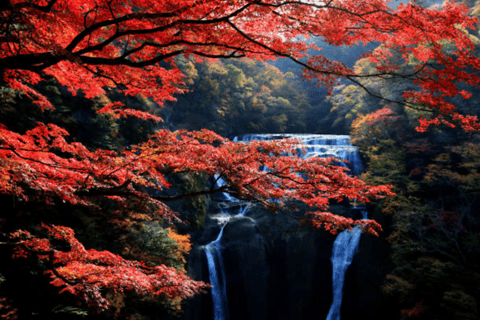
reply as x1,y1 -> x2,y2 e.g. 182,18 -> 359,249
183,202 -> 390,320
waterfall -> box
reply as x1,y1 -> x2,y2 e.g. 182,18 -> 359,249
324,140 -> 367,320
205,218 -> 229,320
204,134 -> 365,320
326,209 -> 368,320
204,186 -> 249,320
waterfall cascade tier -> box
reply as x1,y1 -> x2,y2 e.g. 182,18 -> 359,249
237,134 -> 363,175
203,134 -> 368,320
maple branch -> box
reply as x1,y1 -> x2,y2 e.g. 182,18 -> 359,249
345,75 -> 437,114
82,64 -> 125,89
129,40 -> 260,57
84,40 -> 250,64
225,20 -> 296,59
257,0 -> 400,38
191,51 -> 245,59
76,179 -> 132,195
8,240 -> 77,285
0,17 -> 242,70
75,184 -> 233,202
46,252 -> 78,286
258,0 -> 385,18
65,3 -> 254,54
224,19 -> 385,79
0,146 -> 92,173
154,186 -> 234,201
0,52 -> 61,71
66,15 -> 174,53
79,50 -> 185,67
0,2 -> 258,72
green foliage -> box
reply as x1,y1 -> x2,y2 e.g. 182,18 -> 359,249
123,223 -> 188,271
440,290 -> 478,320
52,305 -> 89,317
326,50 -> 410,132
178,173 -> 209,231
167,57 -> 312,136
353,111 -> 480,319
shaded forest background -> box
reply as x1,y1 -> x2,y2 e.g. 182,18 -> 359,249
2,0 -> 480,319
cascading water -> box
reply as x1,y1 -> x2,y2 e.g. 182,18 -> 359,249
326,210 -> 368,320
204,204 -> 248,320
204,134 -> 365,320
205,214 -> 229,320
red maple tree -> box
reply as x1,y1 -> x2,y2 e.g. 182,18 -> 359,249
0,0 -> 479,313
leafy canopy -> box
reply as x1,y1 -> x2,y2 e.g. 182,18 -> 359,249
2,0 -> 480,129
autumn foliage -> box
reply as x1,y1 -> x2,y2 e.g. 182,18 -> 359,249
1,0 -> 480,315
2,0 -> 480,129
10,224 -> 204,311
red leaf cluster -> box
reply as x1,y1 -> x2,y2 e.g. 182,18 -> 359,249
10,224 -> 208,312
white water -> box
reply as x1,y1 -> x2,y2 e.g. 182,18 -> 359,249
204,205 -> 248,320
326,210 -> 368,320
205,220 -> 229,320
